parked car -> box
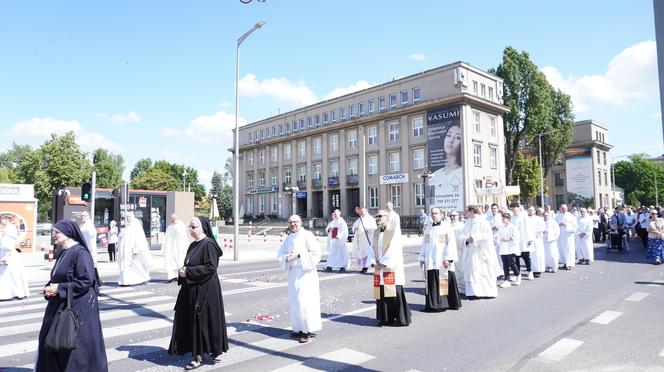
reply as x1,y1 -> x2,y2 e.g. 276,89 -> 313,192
36,222 -> 52,236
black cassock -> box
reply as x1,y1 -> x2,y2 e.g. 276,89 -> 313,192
424,269 -> 462,312
35,244 -> 108,372
169,237 -> 229,357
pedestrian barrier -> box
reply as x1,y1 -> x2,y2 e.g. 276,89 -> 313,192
279,232 -> 283,244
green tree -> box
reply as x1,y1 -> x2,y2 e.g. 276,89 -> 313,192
494,46 -> 574,185
0,168 -> 10,183
0,143 -> 34,183
219,185 -> 233,218
614,154 -> 664,206
223,157 -> 233,186
512,153 -> 542,204
152,160 -> 206,200
93,148 -> 125,188
210,171 -> 223,198
130,158 -> 153,181
131,168 -> 179,191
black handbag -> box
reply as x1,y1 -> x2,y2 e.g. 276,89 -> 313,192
44,285 -> 79,352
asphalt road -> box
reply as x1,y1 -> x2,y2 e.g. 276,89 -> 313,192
1,237 -> 663,371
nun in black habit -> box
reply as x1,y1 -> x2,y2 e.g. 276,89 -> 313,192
168,216 -> 228,370
35,219 -> 108,372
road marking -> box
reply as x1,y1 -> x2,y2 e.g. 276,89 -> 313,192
624,292 -> 650,302
660,347 -> 664,357
220,267 -> 283,277
0,286 -> 138,307
539,338 -> 583,362
271,347 -> 375,372
0,290 -> 160,315
223,278 -> 249,284
590,310 -> 623,325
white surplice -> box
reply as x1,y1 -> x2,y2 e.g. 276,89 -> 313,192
277,229 -> 322,333
556,212 -> 578,267
451,221 -> 467,294
497,223 -> 520,256
161,220 -> 190,280
373,224 -> 406,285
513,211 -> 535,253
80,219 -> 98,265
529,215 -> 546,273
576,216 -> 594,262
459,217 -> 500,298
0,223 -> 29,300
543,219 -> 560,271
352,215 -> 377,268
117,219 -> 151,285
419,222 -> 458,271
325,218 -> 349,269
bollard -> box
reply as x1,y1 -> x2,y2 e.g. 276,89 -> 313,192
279,232 -> 284,244
48,247 -> 54,262
315,231 -> 320,242
263,231 -> 267,247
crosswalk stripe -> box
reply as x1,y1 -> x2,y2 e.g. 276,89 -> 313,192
271,348 -> 375,372
0,291 -> 157,315
590,310 -> 623,325
538,338 -> 583,362
624,292 -> 650,302
0,287 -> 139,307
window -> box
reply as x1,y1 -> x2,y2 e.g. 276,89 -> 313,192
489,116 -> 497,136
369,187 -> 378,209
331,110 -> 337,123
369,100 -> 376,114
329,134 -> 339,152
271,146 -> 278,163
246,197 -> 253,214
258,171 -> 265,186
480,83 -> 486,98
401,90 -> 408,105
473,111 -> 481,132
248,132 -> 252,143
329,161 -> 339,177
258,195 -> 265,214
347,130 -> 357,149
313,163 -> 322,180
603,152 -> 607,165
368,126 -> 377,145
313,137 -> 322,155
271,194 -> 278,213
286,122 -> 291,133
390,185 -> 401,207
379,96 -> 386,111
368,155 -> 378,175
247,173 -> 254,188
389,93 -> 397,109
307,117 -> 312,129
284,167 -> 291,184
359,103 -> 365,116
292,121 -> 297,133
598,170 -> 602,185
415,183 -> 424,207
488,87 -> 494,100
298,166 -> 306,181
389,152 -> 401,172
597,150 -> 601,163
298,141 -> 305,158
299,119 -> 305,130
247,152 -> 254,166
349,105 -> 356,118
475,179 -> 483,189
412,117 -> 424,137
271,170 -> 278,185
389,122 -> 400,141
473,81 -> 478,94
554,172 -> 564,187
473,143 -> 482,166
279,125 -> 283,136
604,172 -> 608,185
490,147 -> 497,169
314,115 -> 320,128
283,143 -> 291,160
347,158 -> 358,175
413,87 -> 421,103
323,112 -> 329,125
412,148 -> 424,169
259,149 -> 265,164
260,129 -> 264,141
340,107 -> 347,121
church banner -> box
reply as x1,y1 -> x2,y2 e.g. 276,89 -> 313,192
565,147 -> 594,207
427,105 -> 463,212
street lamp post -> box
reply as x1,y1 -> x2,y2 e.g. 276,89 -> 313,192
611,155 -> 629,208
537,129 -> 560,208
418,171 -> 433,212
234,21 -> 265,262
284,186 -> 299,217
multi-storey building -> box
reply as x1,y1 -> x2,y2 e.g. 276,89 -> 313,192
236,61 -> 509,219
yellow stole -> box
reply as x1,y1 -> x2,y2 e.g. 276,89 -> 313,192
373,224 -> 396,299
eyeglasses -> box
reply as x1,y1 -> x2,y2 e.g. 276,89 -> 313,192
375,215 -> 384,219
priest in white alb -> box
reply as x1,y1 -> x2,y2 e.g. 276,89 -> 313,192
162,213 -> 190,282
117,212 -> 151,286
324,209 -> 349,272
459,206 -> 500,299
528,207 -> 546,277
543,211 -> 560,273
352,207 -> 377,273
277,214 -> 321,344
575,208 -> 594,265
556,204 -> 578,270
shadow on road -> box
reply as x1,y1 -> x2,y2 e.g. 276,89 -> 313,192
592,239 -> 652,265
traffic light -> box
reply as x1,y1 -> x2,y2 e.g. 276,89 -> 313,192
81,181 -> 92,202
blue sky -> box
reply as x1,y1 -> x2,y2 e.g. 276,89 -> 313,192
0,0 -> 661,189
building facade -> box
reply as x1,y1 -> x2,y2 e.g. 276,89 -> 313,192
237,62 -> 509,219
543,120 -> 614,209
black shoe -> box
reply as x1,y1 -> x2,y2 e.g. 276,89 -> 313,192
339,268 -> 346,272
325,266 -> 332,272
360,268 -> 368,273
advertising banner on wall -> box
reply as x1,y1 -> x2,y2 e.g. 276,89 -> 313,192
565,147 -> 594,207
427,105 -> 464,212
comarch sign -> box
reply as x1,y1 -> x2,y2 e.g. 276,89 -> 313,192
379,173 -> 409,185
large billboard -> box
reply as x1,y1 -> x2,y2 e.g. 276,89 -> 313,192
565,147 -> 594,207
427,105 -> 463,212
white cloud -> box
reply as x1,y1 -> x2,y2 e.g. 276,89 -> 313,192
184,110 -> 246,145
409,53 -> 427,61
161,128 -> 182,137
218,101 -> 232,109
323,80 -> 374,100
542,40 -> 657,112
239,73 -> 317,107
98,111 -> 142,123
7,117 -> 121,152
198,169 -> 214,189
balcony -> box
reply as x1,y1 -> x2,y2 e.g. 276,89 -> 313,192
296,180 -> 307,190
282,182 -> 292,189
328,177 -> 340,187
312,179 -> 323,189
346,174 -> 359,185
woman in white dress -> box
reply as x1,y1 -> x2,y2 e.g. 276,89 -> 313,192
0,215 -> 30,300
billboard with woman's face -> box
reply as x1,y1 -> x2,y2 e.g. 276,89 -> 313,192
427,105 -> 463,212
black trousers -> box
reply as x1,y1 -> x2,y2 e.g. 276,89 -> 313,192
515,251 -> 531,272
593,228 -> 601,242
501,254 -> 519,278
108,243 -> 116,262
